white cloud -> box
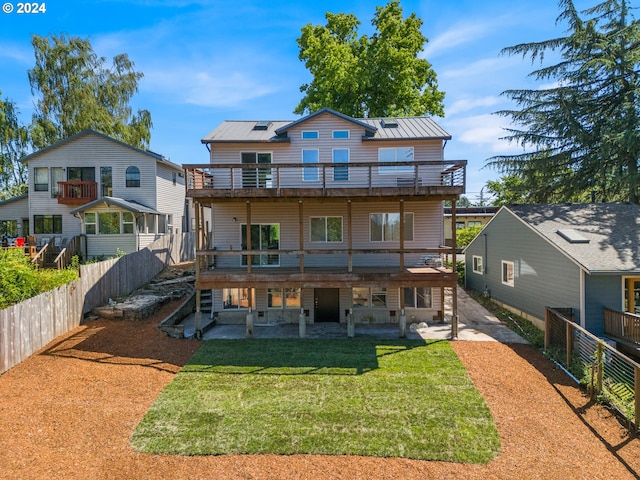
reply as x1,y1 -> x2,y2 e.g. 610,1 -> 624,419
423,21 -> 492,59
446,96 -> 501,116
444,113 -> 521,154
0,41 -> 32,65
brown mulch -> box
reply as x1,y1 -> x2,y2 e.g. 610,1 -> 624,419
1,302 -> 640,479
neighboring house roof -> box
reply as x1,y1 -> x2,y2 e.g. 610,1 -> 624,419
70,196 -> 162,216
506,203 -> 640,274
201,107 -> 451,144
20,129 -> 183,171
0,193 -> 28,206
444,206 -> 498,217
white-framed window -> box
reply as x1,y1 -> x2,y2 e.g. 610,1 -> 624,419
126,166 -> 140,187
51,167 -> 64,198
352,287 -> 387,308
310,216 -> 342,242
472,255 -> 483,275
301,130 -> 319,139
501,260 -> 515,287
268,288 -> 301,309
122,212 -> 135,234
223,288 -> 254,309
333,148 -> 349,181
378,147 -> 414,175
84,212 -> 96,234
302,149 -> 319,182
34,167 -> 49,191
403,287 -> 432,308
333,130 -> 349,139
241,223 -> 280,266
370,212 -> 413,242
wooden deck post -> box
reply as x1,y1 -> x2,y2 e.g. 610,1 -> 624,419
566,321 -> 572,369
451,200 -> 458,340
246,201 -> 252,274
347,200 -> 352,273
635,366 -> 640,432
399,199 -> 405,271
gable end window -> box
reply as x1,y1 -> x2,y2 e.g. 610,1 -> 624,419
301,131 -> 319,139
333,130 -> 349,139
126,166 -> 140,187
501,260 -> 515,287
472,255 -> 483,275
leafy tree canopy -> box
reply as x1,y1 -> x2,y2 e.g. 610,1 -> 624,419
28,34 -> 152,150
0,92 -> 29,198
296,0 -> 445,118
487,0 -> 640,203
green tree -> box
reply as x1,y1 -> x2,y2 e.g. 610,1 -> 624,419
28,34 -> 152,150
296,1 -> 445,118
487,0 -> 640,203
0,93 -> 29,199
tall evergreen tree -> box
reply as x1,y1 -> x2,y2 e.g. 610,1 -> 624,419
28,34 -> 152,150
0,92 -> 29,200
296,1 -> 444,118
487,0 -> 640,203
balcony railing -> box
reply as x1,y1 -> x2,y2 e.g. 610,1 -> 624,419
56,181 -> 98,205
604,307 -> 640,345
184,160 -> 466,198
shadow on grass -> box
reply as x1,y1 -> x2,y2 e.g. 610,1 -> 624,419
185,338 -> 443,376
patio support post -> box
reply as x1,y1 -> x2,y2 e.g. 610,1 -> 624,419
246,308 -> 254,337
246,201 -> 252,274
399,199 -> 405,271
299,200 -> 304,273
347,308 -> 354,337
299,308 -> 306,338
347,200 -> 353,273
399,308 -> 406,338
451,199 -> 459,340
194,200 -> 202,338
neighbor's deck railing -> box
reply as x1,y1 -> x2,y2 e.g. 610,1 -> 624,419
545,307 -> 640,431
184,160 -> 466,194
604,307 -> 640,345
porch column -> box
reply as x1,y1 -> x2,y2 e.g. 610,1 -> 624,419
347,199 -> 353,273
299,200 -> 304,273
245,201 -> 252,274
451,199 -> 459,339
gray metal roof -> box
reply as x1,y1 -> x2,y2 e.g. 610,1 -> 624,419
70,197 -> 161,216
507,203 -> 640,274
201,107 -> 450,143
0,193 -> 28,206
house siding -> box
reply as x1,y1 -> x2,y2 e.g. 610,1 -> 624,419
584,275 -> 624,336
465,209 -> 582,324
155,162 -> 186,233
0,196 -> 29,236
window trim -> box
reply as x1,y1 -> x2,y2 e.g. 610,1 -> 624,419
332,148 -> 349,181
501,260 -> 515,287
332,130 -> 350,139
33,214 -> 62,234
402,287 -> 433,309
472,255 -> 483,275
378,147 -> 414,175
223,288 -> 255,310
302,149 -> 319,182
34,167 -> 49,192
84,212 -> 97,235
267,287 -> 301,309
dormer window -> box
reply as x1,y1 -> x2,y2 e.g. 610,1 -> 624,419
301,131 -> 319,139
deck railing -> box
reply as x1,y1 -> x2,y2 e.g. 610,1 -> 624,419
604,307 -> 640,345
56,181 -> 98,204
184,160 -> 466,194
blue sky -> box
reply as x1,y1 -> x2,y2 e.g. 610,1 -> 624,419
0,0 -> 598,202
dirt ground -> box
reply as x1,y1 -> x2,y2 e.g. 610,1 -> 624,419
1,301 -> 640,479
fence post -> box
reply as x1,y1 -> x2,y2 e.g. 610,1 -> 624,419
565,321 -> 572,368
545,308 -> 551,350
596,341 -> 603,396
635,366 -> 640,432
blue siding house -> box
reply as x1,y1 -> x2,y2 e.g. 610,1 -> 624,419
464,203 -> 640,337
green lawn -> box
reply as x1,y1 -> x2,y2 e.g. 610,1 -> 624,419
130,338 -> 500,462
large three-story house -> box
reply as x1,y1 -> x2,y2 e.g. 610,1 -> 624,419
185,107 -> 465,336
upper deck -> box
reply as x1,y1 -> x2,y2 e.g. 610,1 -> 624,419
184,159 -> 466,200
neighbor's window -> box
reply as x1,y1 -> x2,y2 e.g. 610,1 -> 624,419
223,288 -> 254,309
34,215 -> 62,234
455,221 -> 466,230
302,149 -> 319,181
370,213 -> 413,242
0,220 -> 18,237
378,147 -> 413,174
34,167 -> 49,191
310,216 -> 342,242
122,212 -> 135,234
99,212 -> 121,234
403,287 -> 432,309
84,213 -> 96,235
472,255 -> 483,275
468,221 -> 482,227
501,260 -> 515,287
126,166 -> 140,187
301,130 -> 318,139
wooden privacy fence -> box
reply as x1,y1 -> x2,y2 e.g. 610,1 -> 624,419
0,233 -> 195,375
545,307 -> 640,431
